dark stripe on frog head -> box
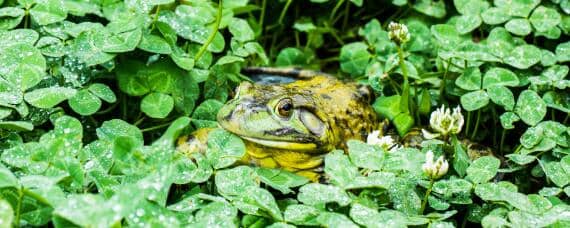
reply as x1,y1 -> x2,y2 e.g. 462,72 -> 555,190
263,127 -> 302,137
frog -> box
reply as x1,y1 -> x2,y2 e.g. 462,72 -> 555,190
177,67 -> 379,181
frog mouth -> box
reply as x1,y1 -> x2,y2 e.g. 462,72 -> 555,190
241,136 -> 317,150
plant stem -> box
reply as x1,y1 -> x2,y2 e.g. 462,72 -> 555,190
499,129 -> 506,155
141,121 -> 174,132
278,0 -> 293,25
150,5 -> 161,31
329,0 -> 345,22
14,187 -> 24,227
465,111 -> 471,137
195,0 -> 222,62
259,0 -> 267,30
420,178 -> 435,214
341,0 -> 350,31
397,46 -> 412,116
471,109 -> 481,140
439,58 -> 451,103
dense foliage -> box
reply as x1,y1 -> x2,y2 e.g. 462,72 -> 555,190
0,0 -> 569,227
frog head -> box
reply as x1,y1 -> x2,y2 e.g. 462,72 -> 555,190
216,81 -> 335,152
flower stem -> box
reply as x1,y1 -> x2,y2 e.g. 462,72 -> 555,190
195,0 -> 222,62
397,46 -> 412,116
471,109 -> 481,140
465,111 -> 471,137
420,178 -> 435,214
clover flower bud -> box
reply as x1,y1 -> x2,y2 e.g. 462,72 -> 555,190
388,22 -> 410,46
428,105 -> 464,138
367,130 -> 399,152
422,150 -> 449,179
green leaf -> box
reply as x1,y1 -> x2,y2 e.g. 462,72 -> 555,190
206,129 -> 246,169
555,41 -> 570,62
54,194 -> 123,227
431,24 -> 463,47
284,204 -> 320,226
499,111 -> 519,129
347,140 -> 385,170
88,83 -> 116,103
324,150 -> 360,187
413,0 -> 446,18
506,154 -> 536,165
0,121 -> 34,131
456,15 -> 482,34
389,178 -> 421,215
487,86 -> 515,111
68,90 -> 102,116
298,183 -> 351,206
0,7 -> 25,30
466,156 -> 500,184
30,0 -> 67,25
229,18 -> 254,42
316,212 -> 359,228
456,67 -> 482,90
344,172 -> 395,190
192,202 -> 238,227
504,44 -> 541,69
520,126 -> 542,148
215,166 -> 258,197
0,164 -> 19,188
394,113 -> 414,137
275,47 -> 307,67
24,87 -> 77,108
543,161 -> 569,187
373,95 -> 401,120
96,119 -> 143,146
0,43 -> 46,91
481,7 -> 510,25
234,186 -> 283,221
515,90 -> 547,126
339,42 -> 370,77
482,67 -> 519,88
529,6 -> 561,32
72,30 -> 116,66
255,168 -> 309,194
494,0 -> 540,17
454,0 -> 490,15
191,99 -> 224,129
0,199 -> 14,227
138,33 -> 172,54
505,18 -> 532,36
350,204 -> 407,228
453,137 -> 470,177
460,90 -> 489,111
140,92 -> 174,118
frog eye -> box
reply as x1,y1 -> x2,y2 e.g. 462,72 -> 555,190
276,98 -> 293,118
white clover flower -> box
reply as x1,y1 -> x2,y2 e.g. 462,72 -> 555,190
388,21 -> 410,46
422,150 -> 449,179
426,105 -> 464,139
367,130 -> 398,152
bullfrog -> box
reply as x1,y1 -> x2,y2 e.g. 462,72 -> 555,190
178,68 -> 379,180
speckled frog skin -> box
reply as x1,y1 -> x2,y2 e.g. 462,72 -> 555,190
178,70 -> 379,180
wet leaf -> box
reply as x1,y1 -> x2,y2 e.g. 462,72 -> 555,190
68,89 -> 102,116
206,129 -> 246,169
460,90 -> 489,111
298,183 -> 351,206
529,6 -> 561,32
140,92 -> 174,118
24,87 -> 77,108
515,90 -> 547,126
504,45 -> 541,69
466,156 -> 500,184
